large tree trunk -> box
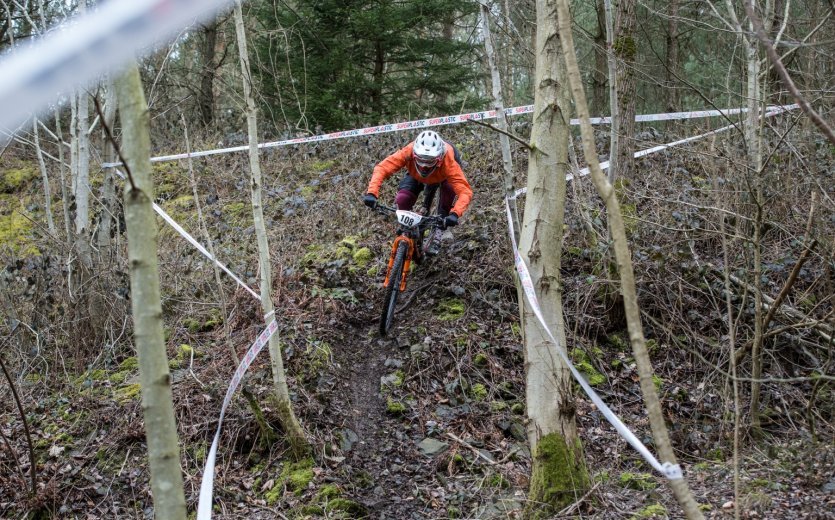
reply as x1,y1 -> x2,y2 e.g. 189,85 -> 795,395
116,61 -> 187,520
555,0 -> 703,516
521,1 -> 589,515
233,0 -> 309,458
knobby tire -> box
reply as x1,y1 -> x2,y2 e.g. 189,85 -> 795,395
380,240 -> 409,336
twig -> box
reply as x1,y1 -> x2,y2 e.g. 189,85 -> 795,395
556,481 -> 600,517
465,118 -> 533,151
0,337 -> 37,494
443,431 -> 497,465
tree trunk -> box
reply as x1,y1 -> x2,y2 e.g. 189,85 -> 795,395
75,86 -> 92,269
664,0 -> 681,112
116,61 -> 187,520
480,4 -> 519,239
233,0 -> 309,459
33,117 -> 56,235
554,0 -> 704,517
98,78 -> 118,252
591,0 -> 607,116
604,0 -> 619,184
522,1 -> 589,515
198,19 -> 218,128
612,0 -> 636,181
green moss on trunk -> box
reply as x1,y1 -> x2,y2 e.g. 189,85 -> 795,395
526,432 -> 590,518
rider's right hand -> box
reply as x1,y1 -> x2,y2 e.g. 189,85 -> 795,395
363,193 -> 378,209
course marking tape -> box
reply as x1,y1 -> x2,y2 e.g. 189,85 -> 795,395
511,104 -> 799,199
114,168 -> 260,301
197,318 -> 279,520
504,199 -> 682,480
0,0 -> 236,132
101,105 -> 793,167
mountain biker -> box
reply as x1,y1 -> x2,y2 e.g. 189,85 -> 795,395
363,130 -> 473,253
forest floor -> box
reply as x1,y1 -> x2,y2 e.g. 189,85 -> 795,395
1,122 -> 834,519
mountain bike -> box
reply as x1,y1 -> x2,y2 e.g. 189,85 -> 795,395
374,203 -> 445,336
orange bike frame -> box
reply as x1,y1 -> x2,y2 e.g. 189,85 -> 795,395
383,235 -> 415,292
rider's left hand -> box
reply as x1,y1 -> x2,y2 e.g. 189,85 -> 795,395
443,213 -> 459,229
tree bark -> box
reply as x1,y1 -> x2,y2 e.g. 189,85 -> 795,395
521,1 -> 589,515
116,61 -> 187,520
612,0 -> 636,181
98,78 -> 118,251
33,117 -> 56,235
198,18 -> 218,128
554,0 -> 704,517
233,0 -> 309,459
665,0 -> 681,112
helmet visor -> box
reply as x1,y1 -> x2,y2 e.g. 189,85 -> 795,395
414,153 -> 440,175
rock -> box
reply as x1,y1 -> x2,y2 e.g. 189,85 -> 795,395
417,438 -> 448,456
339,428 -> 359,452
823,477 -> 835,493
384,358 -> 403,368
509,422 -> 527,441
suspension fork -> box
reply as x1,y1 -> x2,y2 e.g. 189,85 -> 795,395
384,235 -> 414,291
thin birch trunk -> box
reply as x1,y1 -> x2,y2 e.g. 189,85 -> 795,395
98,78 -> 118,251
554,0 -> 703,516
233,0 -> 309,458
116,61 -> 187,520
75,85 -> 92,269
33,117 -> 56,235
480,4 -> 519,239
522,1 -> 589,513
55,110 -> 72,243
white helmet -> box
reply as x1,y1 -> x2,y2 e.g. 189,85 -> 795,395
412,130 -> 445,177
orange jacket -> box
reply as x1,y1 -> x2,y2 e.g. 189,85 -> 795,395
366,142 -> 473,217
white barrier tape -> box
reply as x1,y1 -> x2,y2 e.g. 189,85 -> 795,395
100,105 -> 793,168
504,199 -> 682,480
197,318 -> 279,520
113,168 -> 260,301
510,104 -> 799,199
0,0 -> 236,131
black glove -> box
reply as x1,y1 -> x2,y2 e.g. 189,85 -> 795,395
363,193 -> 378,209
442,213 -> 459,229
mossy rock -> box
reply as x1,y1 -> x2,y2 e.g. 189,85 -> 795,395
115,383 -> 141,404
352,247 -> 372,267
570,348 -> 605,386
386,397 -> 406,415
470,383 -> 488,401
0,210 -> 39,256
436,298 -> 466,321
1,164 -> 38,192
618,472 -> 657,491
631,503 -> 667,519
266,457 -> 316,503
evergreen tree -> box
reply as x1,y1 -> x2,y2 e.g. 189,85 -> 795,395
251,0 -> 482,132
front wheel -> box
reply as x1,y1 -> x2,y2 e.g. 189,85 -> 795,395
379,240 -> 409,336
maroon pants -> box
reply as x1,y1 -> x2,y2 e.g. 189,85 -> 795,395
395,175 -> 457,216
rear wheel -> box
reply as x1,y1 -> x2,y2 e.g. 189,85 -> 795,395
379,241 -> 409,336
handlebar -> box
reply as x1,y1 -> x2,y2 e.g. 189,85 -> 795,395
373,203 -> 445,227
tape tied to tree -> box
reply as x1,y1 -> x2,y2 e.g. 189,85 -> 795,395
504,199 -> 683,480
